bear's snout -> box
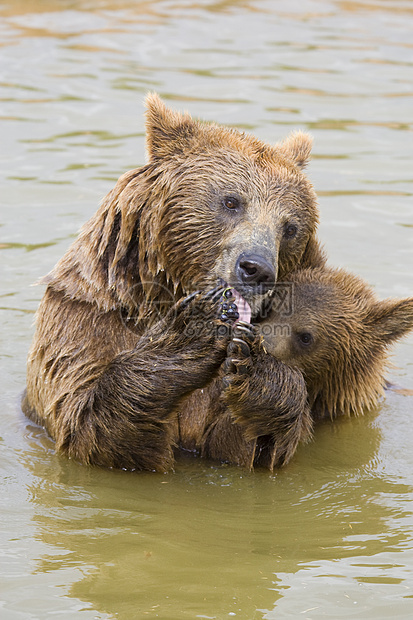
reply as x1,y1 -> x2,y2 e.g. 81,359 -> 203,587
235,252 -> 276,292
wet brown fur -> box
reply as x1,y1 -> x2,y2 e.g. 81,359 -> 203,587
23,94 -> 325,471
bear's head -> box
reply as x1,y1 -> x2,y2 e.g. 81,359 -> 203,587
47,94 -> 324,320
258,267 -> 413,418
140,94 -> 323,319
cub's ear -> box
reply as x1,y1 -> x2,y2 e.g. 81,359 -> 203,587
145,93 -> 198,161
365,298 -> 413,344
277,131 -> 313,169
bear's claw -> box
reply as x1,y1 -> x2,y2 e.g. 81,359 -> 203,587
223,320 -> 256,385
233,321 -> 256,344
228,337 -> 251,358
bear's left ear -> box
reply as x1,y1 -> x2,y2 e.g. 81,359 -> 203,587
145,93 -> 198,161
365,298 -> 413,345
277,131 -> 313,169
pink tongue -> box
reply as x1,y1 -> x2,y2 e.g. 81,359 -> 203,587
232,289 -> 252,324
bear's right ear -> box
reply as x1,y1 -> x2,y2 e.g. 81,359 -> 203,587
365,298 -> 413,345
145,93 -> 198,161
276,131 -> 313,169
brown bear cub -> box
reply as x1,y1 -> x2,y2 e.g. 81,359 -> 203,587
23,94 -> 325,471
212,267 -> 413,470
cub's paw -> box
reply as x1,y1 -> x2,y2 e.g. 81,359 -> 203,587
223,321 -> 257,385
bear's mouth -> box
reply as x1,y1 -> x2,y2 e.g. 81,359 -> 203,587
231,288 -> 252,324
218,278 -> 276,324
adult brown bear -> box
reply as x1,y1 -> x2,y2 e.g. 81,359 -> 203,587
23,94 -> 324,471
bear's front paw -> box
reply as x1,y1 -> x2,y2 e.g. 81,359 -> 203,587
223,321 -> 257,385
172,286 -> 241,345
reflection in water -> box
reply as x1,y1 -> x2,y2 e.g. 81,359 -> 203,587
1,0 -> 413,617
21,410 -> 413,619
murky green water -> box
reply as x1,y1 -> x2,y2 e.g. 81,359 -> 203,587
1,0 -> 413,618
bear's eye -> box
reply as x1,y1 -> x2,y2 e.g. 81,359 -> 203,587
222,196 -> 240,211
298,332 -> 313,346
284,223 -> 298,238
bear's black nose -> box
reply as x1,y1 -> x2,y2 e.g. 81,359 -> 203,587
236,254 -> 276,291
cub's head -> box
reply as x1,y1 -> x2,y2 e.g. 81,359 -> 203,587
258,267 -> 413,418
141,94 -> 324,318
